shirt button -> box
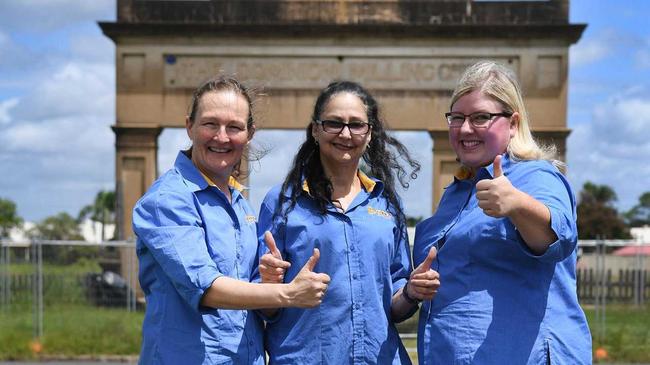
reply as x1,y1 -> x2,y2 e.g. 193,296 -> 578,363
354,303 -> 361,310
350,245 -> 355,251
236,253 -> 241,259
249,340 -> 254,346
352,273 -> 358,279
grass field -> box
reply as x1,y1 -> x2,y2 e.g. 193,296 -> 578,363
1,262 -> 649,363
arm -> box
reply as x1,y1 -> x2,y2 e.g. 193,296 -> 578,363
475,155 -> 557,255
201,248 -> 329,310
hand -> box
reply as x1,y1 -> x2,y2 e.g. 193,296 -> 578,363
285,248 -> 331,308
259,231 -> 291,284
475,155 -> 521,218
406,246 -> 440,301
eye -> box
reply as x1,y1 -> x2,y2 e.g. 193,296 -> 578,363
227,124 -> 245,132
348,121 -> 366,130
323,120 -> 344,129
449,114 -> 465,123
471,113 -> 492,124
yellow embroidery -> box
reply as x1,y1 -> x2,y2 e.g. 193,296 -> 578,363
367,206 -> 392,219
245,215 -> 257,224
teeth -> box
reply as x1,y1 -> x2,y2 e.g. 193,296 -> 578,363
462,141 -> 480,147
208,147 -> 230,153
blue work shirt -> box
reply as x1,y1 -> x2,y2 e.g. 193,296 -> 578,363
414,154 -> 591,365
257,173 -> 413,365
133,151 -> 264,365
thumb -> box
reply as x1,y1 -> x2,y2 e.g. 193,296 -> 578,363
264,231 -> 282,259
415,246 -> 437,273
303,248 -> 320,272
492,155 -> 503,178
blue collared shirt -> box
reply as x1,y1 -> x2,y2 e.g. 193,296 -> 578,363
413,154 -> 591,365
257,173 -> 413,365
133,151 -> 264,365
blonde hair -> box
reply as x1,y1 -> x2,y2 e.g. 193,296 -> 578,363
450,61 -> 565,173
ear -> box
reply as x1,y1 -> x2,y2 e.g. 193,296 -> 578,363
248,125 -> 256,141
311,122 -> 318,141
185,116 -> 193,140
509,112 -> 519,139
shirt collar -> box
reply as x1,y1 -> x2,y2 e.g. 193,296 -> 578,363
302,170 -> 378,194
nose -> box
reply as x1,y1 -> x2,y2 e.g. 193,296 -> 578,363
337,124 -> 352,138
459,117 -> 474,132
213,126 -> 230,142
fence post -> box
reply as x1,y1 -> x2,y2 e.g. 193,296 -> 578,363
31,239 -> 43,340
1,241 -> 7,311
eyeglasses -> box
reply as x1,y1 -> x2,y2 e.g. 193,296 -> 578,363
315,120 -> 371,135
445,111 -> 512,128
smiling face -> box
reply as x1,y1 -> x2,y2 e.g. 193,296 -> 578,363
449,89 -> 518,168
186,90 -> 253,185
311,92 -> 372,169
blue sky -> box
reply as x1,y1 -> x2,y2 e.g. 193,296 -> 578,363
0,0 -> 648,223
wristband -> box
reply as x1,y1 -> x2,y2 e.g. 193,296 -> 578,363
402,281 -> 421,305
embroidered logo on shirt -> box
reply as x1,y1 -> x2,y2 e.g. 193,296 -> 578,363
245,215 -> 257,224
367,207 -> 392,219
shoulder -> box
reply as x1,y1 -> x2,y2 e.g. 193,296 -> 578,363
135,169 -> 195,216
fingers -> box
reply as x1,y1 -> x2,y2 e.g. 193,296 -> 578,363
260,252 -> 291,270
264,231 -> 282,259
492,154 -> 503,177
414,246 -> 437,274
303,248 -> 320,272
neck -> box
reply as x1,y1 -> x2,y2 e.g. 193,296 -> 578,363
321,159 -> 361,200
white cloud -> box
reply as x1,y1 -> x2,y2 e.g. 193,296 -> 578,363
0,98 -> 18,124
12,62 -> 114,122
0,0 -> 115,33
570,39 -> 610,67
568,87 -> 650,211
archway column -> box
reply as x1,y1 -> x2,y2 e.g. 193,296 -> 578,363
429,130 -> 458,210
113,126 -> 161,293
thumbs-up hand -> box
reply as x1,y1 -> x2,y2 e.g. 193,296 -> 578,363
405,246 -> 440,302
286,248 -> 331,308
259,231 -> 291,284
475,155 -> 520,218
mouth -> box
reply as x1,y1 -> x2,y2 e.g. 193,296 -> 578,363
460,140 -> 482,149
332,142 -> 355,150
208,147 -> 231,153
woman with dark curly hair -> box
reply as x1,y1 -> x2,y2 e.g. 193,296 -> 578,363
256,81 -> 441,364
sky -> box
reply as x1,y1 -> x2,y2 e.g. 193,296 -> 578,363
0,0 -> 648,224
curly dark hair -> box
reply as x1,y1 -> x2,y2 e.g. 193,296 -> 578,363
278,81 -> 420,225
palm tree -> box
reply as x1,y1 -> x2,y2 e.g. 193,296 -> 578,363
78,190 -> 116,241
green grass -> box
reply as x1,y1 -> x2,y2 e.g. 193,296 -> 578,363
0,304 -> 143,360
584,304 -> 650,363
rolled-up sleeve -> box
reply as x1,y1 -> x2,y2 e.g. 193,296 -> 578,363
514,164 -> 578,263
133,189 -> 222,310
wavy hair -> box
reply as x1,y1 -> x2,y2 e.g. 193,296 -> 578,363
450,61 -> 565,173
278,81 -> 420,225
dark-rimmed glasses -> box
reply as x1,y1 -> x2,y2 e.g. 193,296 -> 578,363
445,112 -> 512,128
315,120 -> 371,135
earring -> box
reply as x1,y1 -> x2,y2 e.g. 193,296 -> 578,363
314,140 -> 319,146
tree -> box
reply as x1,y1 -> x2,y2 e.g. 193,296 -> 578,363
577,182 -> 631,239
78,190 -> 116,241
625,192 -> 650,227
0,197 -> 23,238
28,212 -> 92,264
29,212 -> 84,241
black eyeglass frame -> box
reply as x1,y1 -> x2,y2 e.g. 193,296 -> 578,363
444,111 -> 513,128
314,119 -> 372,135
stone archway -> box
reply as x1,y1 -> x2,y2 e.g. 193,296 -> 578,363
100,0 -> 584,282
